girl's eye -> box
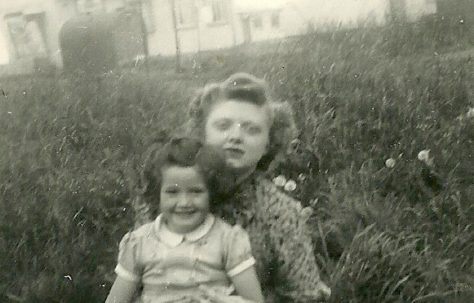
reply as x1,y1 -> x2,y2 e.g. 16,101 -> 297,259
213,120 -> 231,130
189,187 -> 206,194
245,125 -> 262,135
164,188 -> 179,194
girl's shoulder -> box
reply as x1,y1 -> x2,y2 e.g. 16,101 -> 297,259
212,218 -> 251,253
122,221 -> 155,243
210,218 -> 250,246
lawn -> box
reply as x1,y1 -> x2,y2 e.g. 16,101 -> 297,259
0,19 -> 473,302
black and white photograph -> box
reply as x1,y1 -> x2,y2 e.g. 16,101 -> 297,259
0,0 -> 473,302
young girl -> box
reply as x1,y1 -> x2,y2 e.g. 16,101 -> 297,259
106,137 -> 264,303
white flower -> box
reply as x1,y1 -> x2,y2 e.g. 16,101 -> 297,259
417,150 -> 430,162
385,158 -> 396,168
284,179 -> 297,192
418,149 -> 434,166
273,175 -> 287,187
467,107 -> 474,119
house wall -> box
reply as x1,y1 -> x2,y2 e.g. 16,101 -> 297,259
144,0 -> 175,56
0,29 -> 8,64
0,0 -> 241,73
244,10 -> 286,42
282,0 -> 388,34
104,0 -> 127,12
243,0 -> 437,41
146,0 -> 237,56
0,0 -> 440,74
0,0 -> 77,70
47,1 -> 77,66
405,0 -> 437,22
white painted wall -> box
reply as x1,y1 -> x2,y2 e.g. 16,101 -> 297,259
0,0 -> 439,72
244,10 -> 286,42
0,25 -> 9,64
281,0 -> 388,35
146,0 -> 237,56
104,0 -> 127,12
0,0 -> 78,68
405,0 -> 437,21
237,0 -> 437,42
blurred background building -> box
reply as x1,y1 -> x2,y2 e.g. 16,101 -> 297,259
0,0 -> 443,75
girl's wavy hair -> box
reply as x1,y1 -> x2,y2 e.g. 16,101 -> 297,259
184,72 -> 297,171
141,137 -> 233,216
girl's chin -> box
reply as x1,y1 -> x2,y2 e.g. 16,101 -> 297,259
226,160 -> 257,173
168,218 -> 204,233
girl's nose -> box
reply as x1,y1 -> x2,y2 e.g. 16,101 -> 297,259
176,194 -> 192,207
227,123 -> 243,141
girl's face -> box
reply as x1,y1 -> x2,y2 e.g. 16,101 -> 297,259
204,100 -> 271,171
159,165 -> 209,234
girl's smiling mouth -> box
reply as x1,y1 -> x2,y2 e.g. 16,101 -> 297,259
173,209 -> 198,217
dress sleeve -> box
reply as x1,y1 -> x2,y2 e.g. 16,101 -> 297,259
224,225 -> 256,277
114,232 -> 143,283
258,179 -> 331,302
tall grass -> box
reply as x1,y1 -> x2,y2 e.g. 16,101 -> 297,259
1,20 -> 473,302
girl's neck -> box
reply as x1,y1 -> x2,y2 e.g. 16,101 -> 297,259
163,218 -> 204,235
233,166 -> 257,186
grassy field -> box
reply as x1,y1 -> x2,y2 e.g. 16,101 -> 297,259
0,19 -> 473,302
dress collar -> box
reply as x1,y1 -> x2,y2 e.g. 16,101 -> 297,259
153,214 -> 215,247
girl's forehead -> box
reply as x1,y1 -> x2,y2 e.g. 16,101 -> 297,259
161,165 -> 204,183
207,99 -> 271,123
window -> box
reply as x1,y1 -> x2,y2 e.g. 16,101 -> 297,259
175,0 -> 197,27
252,15 -> 262,28
271,12 -> 280,28
4,12 -> 48,59
210,0 -> 227,23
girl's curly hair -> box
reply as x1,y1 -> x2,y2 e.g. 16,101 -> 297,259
184,72 -> 298,171
141,137 -> 234,216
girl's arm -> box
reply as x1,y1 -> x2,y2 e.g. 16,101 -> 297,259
230,266 -> 264,303
105,276 -> 139,303
219,224 -> 264,303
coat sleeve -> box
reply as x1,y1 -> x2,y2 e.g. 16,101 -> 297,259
257,179 -> 331,302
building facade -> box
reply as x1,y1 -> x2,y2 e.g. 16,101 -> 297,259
234,0 -> 437,44
0,0 -> 240,73
0,0 -> 438,74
